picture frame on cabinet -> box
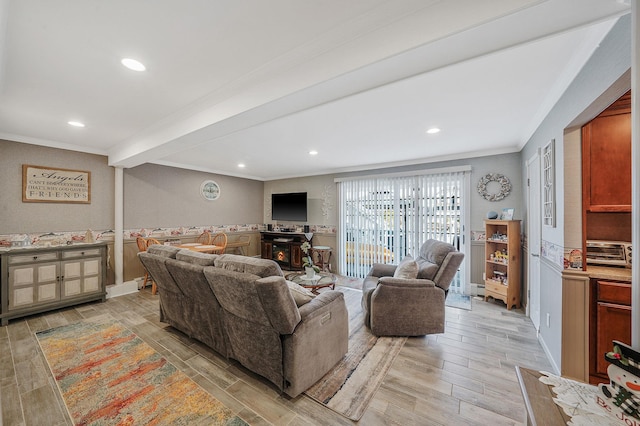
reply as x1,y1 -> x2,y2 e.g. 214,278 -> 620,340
501,208 -> 514,220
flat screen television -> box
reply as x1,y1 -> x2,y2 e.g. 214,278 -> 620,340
271,192 -> 307,222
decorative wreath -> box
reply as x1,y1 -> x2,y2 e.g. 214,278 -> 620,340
477,173 -> 512,202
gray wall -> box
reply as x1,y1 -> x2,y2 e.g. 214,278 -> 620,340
0,139 -> 115,234
264,174 -> 337,227
124,163 -> 264,229
519,14 -> 631,371
1,140 -> 265,234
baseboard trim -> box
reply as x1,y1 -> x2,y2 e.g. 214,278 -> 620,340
106,280 -> 139,299
538,333 -> 560,375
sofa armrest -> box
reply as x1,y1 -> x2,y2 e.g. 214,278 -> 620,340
297,291 -> 343,320
282,290 -> 349,397
377,276 -> 436,288
368,263 -> 397,278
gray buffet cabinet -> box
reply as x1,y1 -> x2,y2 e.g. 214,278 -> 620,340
0,242 -> 108,326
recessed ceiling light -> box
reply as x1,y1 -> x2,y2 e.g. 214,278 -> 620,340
238,163 -> 246,168
121,58 -> 146,72
426,128 -> 441,134
309,150 -> 318,155
68,121 -> 85,127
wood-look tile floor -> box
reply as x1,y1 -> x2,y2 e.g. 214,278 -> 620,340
0,286 -> 552,425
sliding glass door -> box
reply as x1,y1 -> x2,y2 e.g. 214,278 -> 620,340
337,167 -> 469,293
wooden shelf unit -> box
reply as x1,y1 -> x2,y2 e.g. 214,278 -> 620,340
484,220 -> 521,310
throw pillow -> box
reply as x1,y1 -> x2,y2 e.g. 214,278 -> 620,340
393,255 -> 419,279
286,280 -> 315,307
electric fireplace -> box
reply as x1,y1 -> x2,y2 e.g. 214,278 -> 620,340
272,244 -> 290,267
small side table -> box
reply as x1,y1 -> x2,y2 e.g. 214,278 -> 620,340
312,246 -> 332,272
285,272 -> 336,294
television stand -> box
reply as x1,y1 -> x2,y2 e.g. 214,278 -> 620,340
260,232 -> 311,270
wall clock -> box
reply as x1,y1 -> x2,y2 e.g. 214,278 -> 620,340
477,173 -> 511,202
200,180 -> 221,201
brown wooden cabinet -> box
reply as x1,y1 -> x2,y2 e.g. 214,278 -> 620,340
484,220 -> 521,310
589,279 -> 632,383
582,90 -> 631,244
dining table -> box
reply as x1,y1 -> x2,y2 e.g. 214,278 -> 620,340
177,243 -> 222,253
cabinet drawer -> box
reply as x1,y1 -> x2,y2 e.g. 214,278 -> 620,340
62,248 -> 101,259
485,280 -> 507,296
8,252 -> 58,264
597,281 -> 631,305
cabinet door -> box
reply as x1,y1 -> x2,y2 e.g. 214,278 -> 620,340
596,302 -> 631,375
291,244 -> 302,269
61,257 -> 101,298
261,242 -> 272,260
584,113 -> 631,209
8,262 -> 59,309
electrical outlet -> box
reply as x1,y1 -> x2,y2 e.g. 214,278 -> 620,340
546,313 -> 551,327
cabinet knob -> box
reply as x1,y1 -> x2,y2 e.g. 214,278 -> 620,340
33,256 -> 38,260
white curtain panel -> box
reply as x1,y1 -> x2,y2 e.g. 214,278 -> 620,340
337,168 -> 467,282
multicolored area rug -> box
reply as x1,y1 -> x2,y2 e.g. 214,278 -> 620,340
36,316 -> 247,426
304,287 -> 407,420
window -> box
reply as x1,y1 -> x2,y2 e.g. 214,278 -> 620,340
336,167 -> 469,291
542,139 -> 555,227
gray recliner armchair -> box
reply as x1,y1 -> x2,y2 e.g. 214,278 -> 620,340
361,239 -> 465,336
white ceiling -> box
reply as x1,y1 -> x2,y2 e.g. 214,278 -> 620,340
0,0 -> 630,181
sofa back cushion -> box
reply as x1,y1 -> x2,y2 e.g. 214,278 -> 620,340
214,254 -> 284,278
204,268 -> 299,334
204,269 -> 297,391
176,250 -> 218,266
419,239 -> 456,265
166,259 -> 217,303
138,252 -> 184,296
415,239 -> 464,292
147,244 -> 180,258
416,239 -> 456,280
415,259 -> 440,280
164,258 -> 229,356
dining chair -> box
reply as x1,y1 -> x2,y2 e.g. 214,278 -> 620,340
145,238 -> 161,294
196,231 -> 212,245
137,237 -> 161,294
226,234 -> 251,255
136,237 -> 152,290
210,232 -> 228,254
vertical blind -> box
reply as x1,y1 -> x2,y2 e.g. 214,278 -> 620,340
337,169 -> 466,280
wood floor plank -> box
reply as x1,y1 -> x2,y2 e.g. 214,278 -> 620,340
1,382 -> 26,426
21,385 -> 68,426
1,285 -> 556,425
452,384 -> 525,422
225,380 -> 297,425
459,399 -> 524,426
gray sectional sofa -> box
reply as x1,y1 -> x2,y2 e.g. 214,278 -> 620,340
138,245 -> 349,397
